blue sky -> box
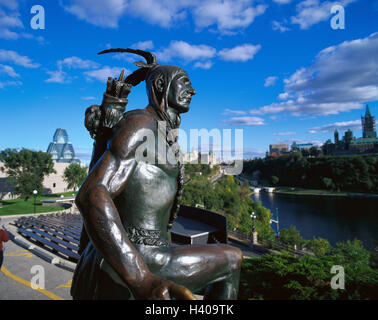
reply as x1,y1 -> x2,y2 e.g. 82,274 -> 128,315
0,0 -> 377,165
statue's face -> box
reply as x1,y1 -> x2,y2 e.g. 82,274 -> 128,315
167,73 -> 196,113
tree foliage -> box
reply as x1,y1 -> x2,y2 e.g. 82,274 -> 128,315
63,163 -> 88,191
239,239 -> 378,300
279,225 -> 305,249
0,148 -> 55,200
243,154 -> 378,193
307,237 -> 333,257
182,166 -> 274,240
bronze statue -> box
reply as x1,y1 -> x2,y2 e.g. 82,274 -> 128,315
71,48 -> 243,300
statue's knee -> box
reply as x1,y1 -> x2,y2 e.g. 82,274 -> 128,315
222,246 -> 243,270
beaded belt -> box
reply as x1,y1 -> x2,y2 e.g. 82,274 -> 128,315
125,227 -> 169,246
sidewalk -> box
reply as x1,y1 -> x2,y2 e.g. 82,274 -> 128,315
0,217 -> 73,300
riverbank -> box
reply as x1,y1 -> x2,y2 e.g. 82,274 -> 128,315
274,187 -> 378,199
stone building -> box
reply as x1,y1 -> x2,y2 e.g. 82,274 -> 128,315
269,143 -> 289,157
183,149 -> 219,167
322,105 -> 378,155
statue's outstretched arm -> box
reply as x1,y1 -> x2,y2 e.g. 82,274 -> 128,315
76,118 -> 196,300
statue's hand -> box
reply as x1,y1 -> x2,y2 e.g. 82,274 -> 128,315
134,275 -> 197,300
105,69 -> 131,101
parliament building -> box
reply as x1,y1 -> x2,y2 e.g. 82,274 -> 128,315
323,105 -> 378,155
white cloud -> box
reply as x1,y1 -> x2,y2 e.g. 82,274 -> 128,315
62,0 -> 267,34
278,92 -> 289,100
0,64 -> 19,78
45,69 -> 70,84
81,96 -> 96,100
218,44 -> 261,62
273,132 -> 296,136
249,33 -> 378,116
0,79 -> 22,89
264,76 -> 278,87
0,50 -> 40,68
0,0 -> 19,10
309,120 -> 361,133
0,1 -> 23,39
111,40 -> 155,63
62,0 -> 128,28
193,61 -> 213,69
223,116 -> 265,126
126,0 -> 190,28
273,0 -> 292,4
46,56 -> 104,84
222,109 -> 247,116
158,41 -> 217,62
84,66 -> 127,82
192,0 -> 267,34
155,41 -> 261,67
272,20 -> 290,32
58,56 -> 100,69
131,40 -> 154,50
19,33 -> 47,44
291,0 -> 357,30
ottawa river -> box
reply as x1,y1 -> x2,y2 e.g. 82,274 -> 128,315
251,192 -> 378,249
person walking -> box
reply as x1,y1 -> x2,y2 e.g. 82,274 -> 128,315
0,218 -> 10,270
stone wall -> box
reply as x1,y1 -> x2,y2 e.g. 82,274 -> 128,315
0,162 -> 75,200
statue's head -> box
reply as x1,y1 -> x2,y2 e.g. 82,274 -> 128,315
98,48 -> 196,128
146,65 -> 196,115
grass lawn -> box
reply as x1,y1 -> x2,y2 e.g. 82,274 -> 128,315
0,192 -> 77,216
276,187 -> 349,196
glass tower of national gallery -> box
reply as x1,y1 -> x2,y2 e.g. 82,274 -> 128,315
47,128 -> 80,163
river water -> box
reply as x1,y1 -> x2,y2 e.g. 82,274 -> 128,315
251,192 -> 378,249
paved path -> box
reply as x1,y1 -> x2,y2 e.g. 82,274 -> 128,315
227,239 -> 261,258
0,217 -> 73,300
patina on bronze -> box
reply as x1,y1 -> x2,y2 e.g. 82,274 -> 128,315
71,48 -> 243,300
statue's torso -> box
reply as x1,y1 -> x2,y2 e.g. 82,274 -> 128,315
115,161 -> 178,236
113,112 -> 180,239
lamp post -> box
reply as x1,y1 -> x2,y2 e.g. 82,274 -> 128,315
250,212 -> 256,231
33,190 -> 38,214
71,194 -> 75,213
250,212 -> 257,245
270,207 -> 280,240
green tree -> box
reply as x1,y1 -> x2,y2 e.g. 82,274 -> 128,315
63,163 -> 88,192
279,225 -> 304,249
0,148 -> 55,200
309,146 -> 320,157
308,237 -> 332,256
239,240 -> 378,300
321,177 -> 334,190
242,154 -> 378,193
270,175 -> 279,185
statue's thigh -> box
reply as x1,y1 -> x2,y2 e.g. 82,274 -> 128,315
143,244 -> 241,292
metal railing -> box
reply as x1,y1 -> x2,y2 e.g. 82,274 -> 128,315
228,231 -> 309,256
228,230 -> 250,241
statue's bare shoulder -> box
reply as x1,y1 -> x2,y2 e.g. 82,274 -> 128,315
109,110 -> 158,160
